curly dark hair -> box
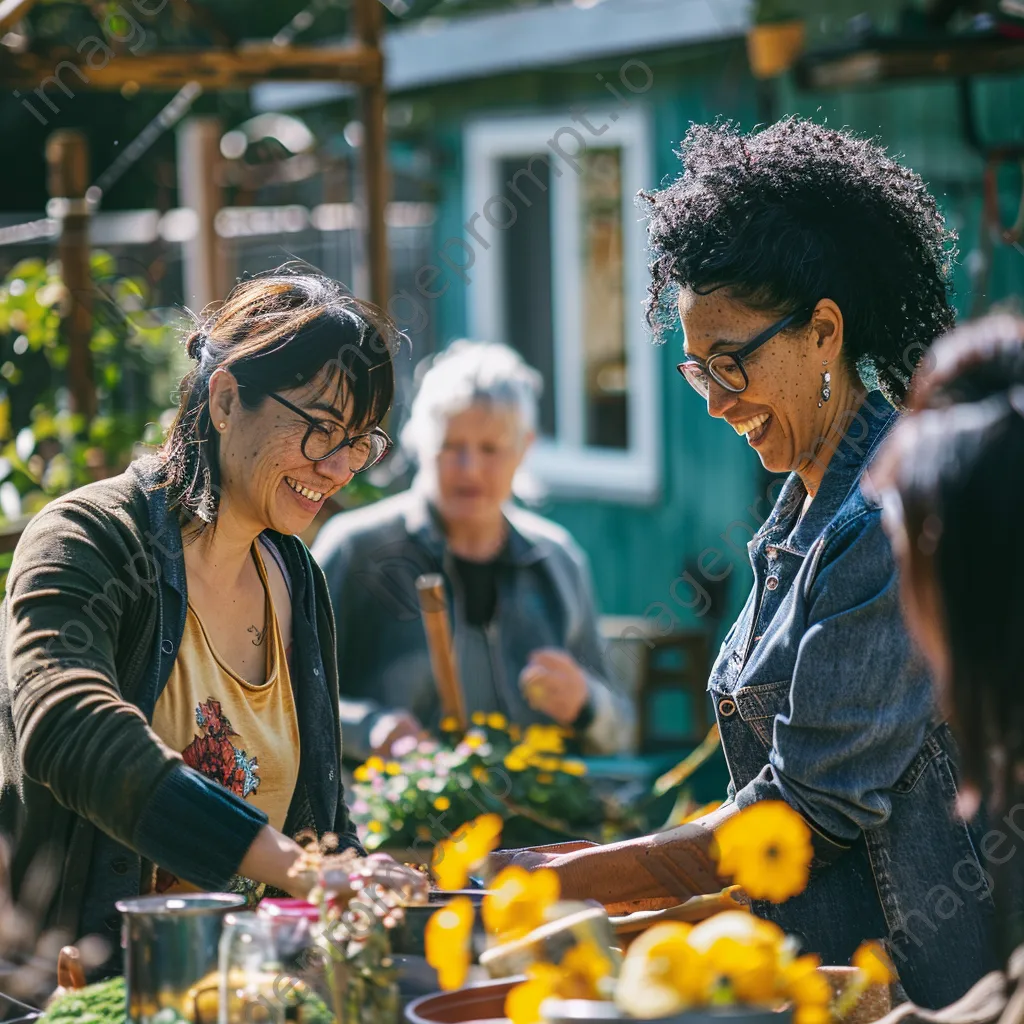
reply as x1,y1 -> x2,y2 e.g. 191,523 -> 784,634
640,117 -> 958,407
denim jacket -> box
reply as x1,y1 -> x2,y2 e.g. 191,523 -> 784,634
312,490 -> 634,760
710,391 -> 996,1008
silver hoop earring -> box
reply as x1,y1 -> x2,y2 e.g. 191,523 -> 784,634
818,361 -> 831,409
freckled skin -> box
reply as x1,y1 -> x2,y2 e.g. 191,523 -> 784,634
678,288 -> 867,497
214,368 -> 359,538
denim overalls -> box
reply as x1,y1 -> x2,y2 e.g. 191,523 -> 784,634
709,392 -> 996,1009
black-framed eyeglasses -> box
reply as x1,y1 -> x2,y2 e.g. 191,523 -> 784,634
676,308 -> 811,398
268,392 -> 392,473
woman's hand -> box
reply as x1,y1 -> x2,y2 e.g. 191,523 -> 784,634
239,825 -> 315,898
519,649 -> 589,725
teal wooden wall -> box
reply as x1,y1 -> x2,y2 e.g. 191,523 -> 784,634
400,38 -> 1024,630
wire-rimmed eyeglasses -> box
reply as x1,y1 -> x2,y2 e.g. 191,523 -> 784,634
267,392 -> 391,473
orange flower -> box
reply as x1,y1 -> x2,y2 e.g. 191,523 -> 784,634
425,896 -> 475,990
715,802 -> 813,903
615,922 -> 703,1018
481,866 -> 560,941
432,813 -> 503,890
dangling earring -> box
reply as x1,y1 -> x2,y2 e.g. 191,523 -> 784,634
818,360 -> 831,408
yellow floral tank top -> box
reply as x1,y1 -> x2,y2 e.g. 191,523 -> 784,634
149,541 -> 299,898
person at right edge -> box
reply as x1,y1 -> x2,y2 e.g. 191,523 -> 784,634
500,118 -> 996,1009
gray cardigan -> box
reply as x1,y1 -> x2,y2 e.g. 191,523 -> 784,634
312,490 -> 633,760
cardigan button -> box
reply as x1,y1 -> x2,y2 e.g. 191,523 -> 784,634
718,698 -> 737,718
160,638 -> 174,655
105,912 -> 120,932
111,857 -> 129,875
765,575 -> 780,591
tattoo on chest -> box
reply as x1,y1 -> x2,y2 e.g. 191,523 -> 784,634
248,623 -> 267,647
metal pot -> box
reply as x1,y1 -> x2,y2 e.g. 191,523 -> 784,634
116,893 -> 246,1024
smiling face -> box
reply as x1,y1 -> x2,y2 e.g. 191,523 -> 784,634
213,367 -> 360,536
678,288 -> 853,478
434,403 -> 530,528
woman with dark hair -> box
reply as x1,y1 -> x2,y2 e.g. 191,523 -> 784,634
872,314 -> 1024,952
505,119 -> 995,1006
0,268 -> 400,958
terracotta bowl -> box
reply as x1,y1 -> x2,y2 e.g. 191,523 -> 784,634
404,977 -> 520,1024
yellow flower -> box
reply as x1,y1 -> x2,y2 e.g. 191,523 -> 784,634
432,813 -> 503,890
534,756 -> 562,773
472,711 -> 487,726
615,922 -> 703,1019
440,715 -> 460,732
353,765 -> 370,783
365,755 -> 385,773
561,759 -> 587,777
506,964 -> 561,1024
523,724 -> 566,754
482,866 -> 560,941
508,724 -> 522,741
783,954 -> 831,1010
385,761 -> 402,775
472,765 -> 489,783
852,940 -> 896,987
465,731 -> 486,750
684,912 -> 787,1006
536,772 -> 554,784
559,940 -> 614,999
715,801 -> 813,903
504,750 -> 530,772
425,896 -> 474,991
416,825 -> 432,840
487,712 -> 507,729
366,820 -> 382,833
434,796 -> 451,811
795,1005 -> 832,1024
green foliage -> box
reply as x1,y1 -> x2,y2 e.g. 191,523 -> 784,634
0,254 -> 180,525
752,0 -> 802,24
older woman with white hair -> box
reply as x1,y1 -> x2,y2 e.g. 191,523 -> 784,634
312,341 -> 633,759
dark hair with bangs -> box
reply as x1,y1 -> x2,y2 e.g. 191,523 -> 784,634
874,316 -> 1024,810
162,266 -> 400,525
641,118 -> 958,407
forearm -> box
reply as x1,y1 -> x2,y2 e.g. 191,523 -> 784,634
239,826 -> 310,897
546,810 -> 734,911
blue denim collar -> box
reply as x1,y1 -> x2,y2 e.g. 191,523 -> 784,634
756,391 -> 898,557
401,489 -> 546,567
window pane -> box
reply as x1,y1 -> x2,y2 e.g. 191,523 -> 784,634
499,156 -> 556,438
581,148 -> 628,449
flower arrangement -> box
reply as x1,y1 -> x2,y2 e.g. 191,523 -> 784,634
349,716 -> 620,852
423,806 -> 897,1024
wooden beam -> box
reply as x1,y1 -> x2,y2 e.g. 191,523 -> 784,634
796,37 -> 1024,89
0,0 -> 39,34
46,130 -> 96,422
354,0 -> 390,311
0,43 -> 382,92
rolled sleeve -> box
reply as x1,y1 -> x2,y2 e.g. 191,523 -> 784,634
733,514 -> 935,842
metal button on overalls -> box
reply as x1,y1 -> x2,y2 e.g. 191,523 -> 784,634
718,698 -> 737,717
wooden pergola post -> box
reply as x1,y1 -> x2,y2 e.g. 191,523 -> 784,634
353,0 -> 390,311
46,129 -> 96,421
177,116 -> 230,316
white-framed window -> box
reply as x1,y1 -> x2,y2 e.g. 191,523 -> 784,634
463,109 -> 660,503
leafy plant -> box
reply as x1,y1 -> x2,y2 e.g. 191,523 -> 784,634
0,253 -> 181,525
349,717 -> 635,852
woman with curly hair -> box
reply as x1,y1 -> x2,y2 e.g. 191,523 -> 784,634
505,119 -> 995,1006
